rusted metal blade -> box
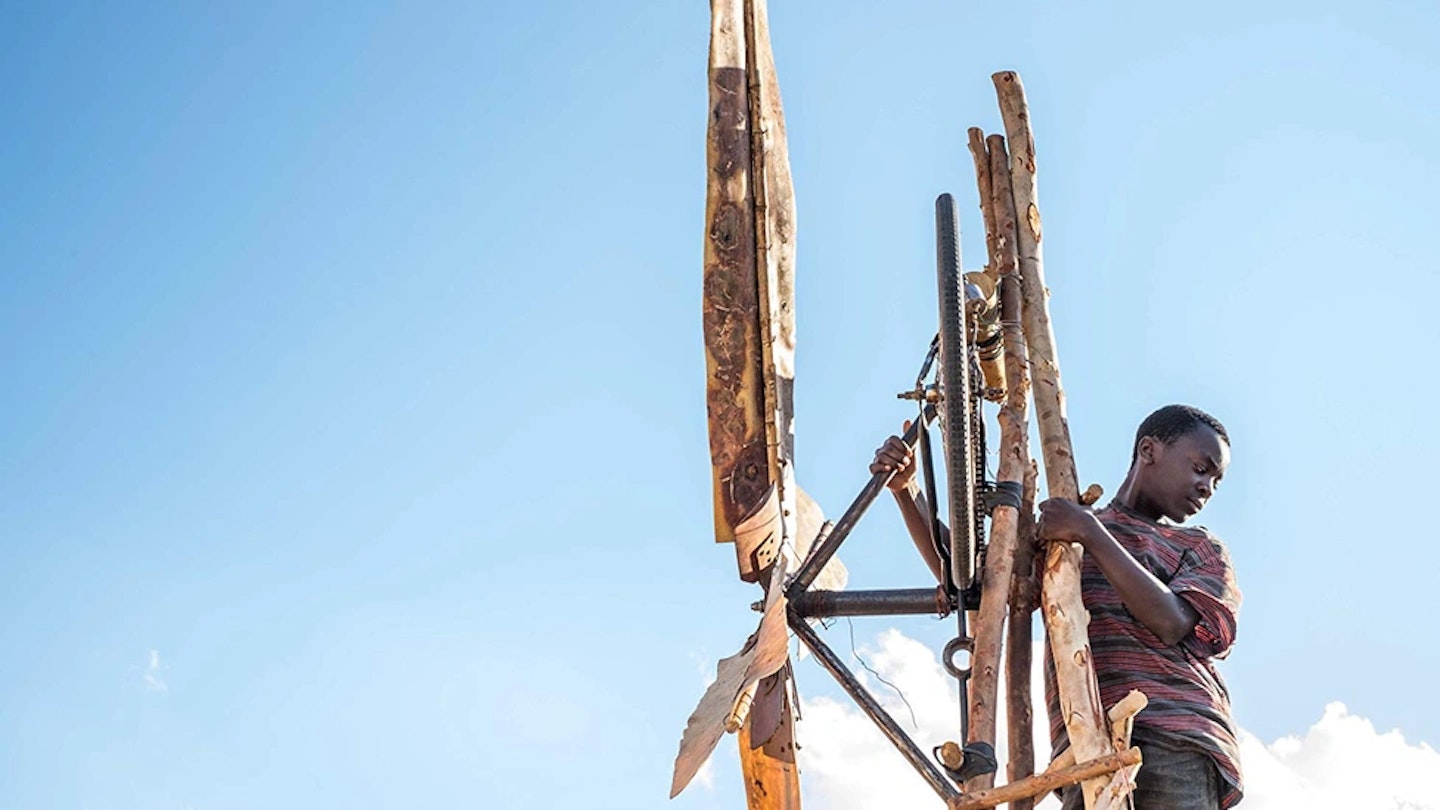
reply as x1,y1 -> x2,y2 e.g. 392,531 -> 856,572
703,0 -> 768,548
670,556 -> 792,799
734,482 -> 846,589
702,0 -> 797,561
697,0 -> 803,806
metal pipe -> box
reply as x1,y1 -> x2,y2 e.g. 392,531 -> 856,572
955,610 -> 972,740
787,405 -> 936,598
790,611 -> 961,803
790,587 -> 951,619
917,403 -> 951,588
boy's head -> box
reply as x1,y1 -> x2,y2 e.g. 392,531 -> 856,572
1129,405 -> 1230,522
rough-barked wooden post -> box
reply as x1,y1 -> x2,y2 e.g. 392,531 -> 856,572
992,70 -> 1115,810
967,129 -> 999,283
960,129 -> 1032,794
966,130 -> 1006,399
984,129 -> 1041,804
1007,459 -> 1041,810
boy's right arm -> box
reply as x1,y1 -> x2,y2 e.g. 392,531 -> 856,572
870,430 -> 947,584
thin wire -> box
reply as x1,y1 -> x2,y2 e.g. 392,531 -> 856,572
846,617 -> 919,730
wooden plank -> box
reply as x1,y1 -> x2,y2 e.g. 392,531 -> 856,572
703,0 -> 769,546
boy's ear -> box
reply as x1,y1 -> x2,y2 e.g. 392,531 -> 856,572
1136,435 -> 1158,465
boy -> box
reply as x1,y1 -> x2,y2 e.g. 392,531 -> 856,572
871,404 -> 1243,808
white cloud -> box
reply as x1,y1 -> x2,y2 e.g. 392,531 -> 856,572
795,628 -> 1056,810
143,649 -> 167,693
789,630 -> 1440,810
1239,703 -> 1440,810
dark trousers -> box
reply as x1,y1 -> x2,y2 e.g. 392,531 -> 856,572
1059,741 -> 1220,810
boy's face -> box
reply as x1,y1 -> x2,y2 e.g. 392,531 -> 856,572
1136,426 -> 1230,522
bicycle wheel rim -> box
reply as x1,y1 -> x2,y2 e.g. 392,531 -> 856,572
934,193 -> 978,589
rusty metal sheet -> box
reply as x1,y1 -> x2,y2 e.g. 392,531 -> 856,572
696,2 -> 804,808
670,556 -> 792,799
733,483 -> 845,590
703,0 -> 768,546
703,0 -> 798,552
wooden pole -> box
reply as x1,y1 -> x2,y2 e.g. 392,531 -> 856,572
966,129 -> 1006,399
967,129 -> 999,283
948,749 -> 1142,810
992,70 -> 1113,810
961,130 -> 1033,794
985,129 -> 1040,807
1006,459 -> 1040,810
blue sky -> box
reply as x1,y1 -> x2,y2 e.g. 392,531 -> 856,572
3,2 -> 1438,809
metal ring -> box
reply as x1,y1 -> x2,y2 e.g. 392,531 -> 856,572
942,636 -> 974,680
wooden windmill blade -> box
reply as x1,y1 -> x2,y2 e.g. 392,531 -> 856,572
702,0 -> 763,551
702,0 -> 795,555
679,0 -> 818,807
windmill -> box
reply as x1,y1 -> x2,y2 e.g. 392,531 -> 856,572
672,3 -> 1147,809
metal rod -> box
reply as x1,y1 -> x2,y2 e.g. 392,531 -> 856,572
957,609 -> 971,740
917,409 -> 952,588
790,610 -> 961,803
787,404 -> 937,598
790,587 -> 951,619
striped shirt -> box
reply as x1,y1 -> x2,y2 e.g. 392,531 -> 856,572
1044,501 -> 1243,808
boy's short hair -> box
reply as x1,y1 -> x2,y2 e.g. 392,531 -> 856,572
1131,405 -> 1230,463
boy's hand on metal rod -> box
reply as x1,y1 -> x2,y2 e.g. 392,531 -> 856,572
870,421 -> 917,492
